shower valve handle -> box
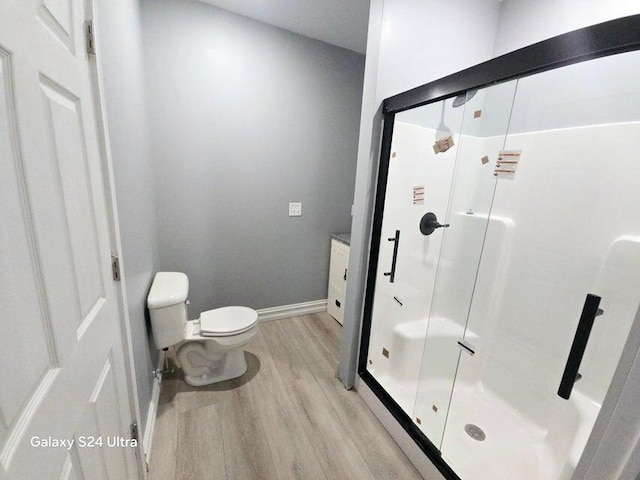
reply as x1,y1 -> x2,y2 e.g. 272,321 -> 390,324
420,212 -> 450,236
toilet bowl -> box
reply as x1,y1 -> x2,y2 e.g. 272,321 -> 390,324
147,272 -> 258,386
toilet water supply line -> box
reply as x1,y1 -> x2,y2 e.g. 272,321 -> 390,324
152,347 -> 173,380
152,298 -> 191,380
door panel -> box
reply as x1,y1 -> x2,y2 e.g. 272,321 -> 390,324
328,241 -> 349,324
86,354 -> 130,480
0,50 -> 56,436
39,78 -> 105,324
0,0 -> 137,478
37,0 -> 75,53
58,447 -> 85,480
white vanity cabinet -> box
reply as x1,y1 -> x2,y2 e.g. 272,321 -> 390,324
327,238 -> 350,325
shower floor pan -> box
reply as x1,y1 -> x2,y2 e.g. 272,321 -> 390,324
373,376 -> 599,480
440,384 -> 599,480
441,384 -> 556,480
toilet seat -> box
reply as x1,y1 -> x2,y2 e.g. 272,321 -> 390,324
199,306 -> 258,337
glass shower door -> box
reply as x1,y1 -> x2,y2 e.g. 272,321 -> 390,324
412,80 -> 518,446
365,78 -> 519,439
364,96 -> 465,415
438,50 -> 640,480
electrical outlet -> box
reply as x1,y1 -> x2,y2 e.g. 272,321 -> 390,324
289,202 -> 302,217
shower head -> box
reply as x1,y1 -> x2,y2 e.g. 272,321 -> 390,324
452,89 -> 477,108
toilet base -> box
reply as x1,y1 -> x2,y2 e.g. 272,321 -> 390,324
179,346 -> 248,387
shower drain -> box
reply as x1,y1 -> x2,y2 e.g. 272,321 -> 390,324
464,424 -> 486,441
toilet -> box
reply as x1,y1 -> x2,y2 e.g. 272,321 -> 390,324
147,271 -> 259,386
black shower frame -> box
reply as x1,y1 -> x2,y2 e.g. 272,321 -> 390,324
357,14 -> 640,480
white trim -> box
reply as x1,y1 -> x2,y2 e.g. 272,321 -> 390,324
256,299 -> 327,322
85,4 -> 145,478
142,351 -> 165,462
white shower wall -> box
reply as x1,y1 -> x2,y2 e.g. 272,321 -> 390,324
443,120 -> 640,480
463,52 -> 640,436
465,121 -> 640,419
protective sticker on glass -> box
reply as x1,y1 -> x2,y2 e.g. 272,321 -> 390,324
494,150 -> 522,179
413,185 -> 425,205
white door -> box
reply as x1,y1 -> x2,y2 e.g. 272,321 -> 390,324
0,1 -> 139,479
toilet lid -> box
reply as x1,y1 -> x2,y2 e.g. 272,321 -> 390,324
199,306 -> 258,337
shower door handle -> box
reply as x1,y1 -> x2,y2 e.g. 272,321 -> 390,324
383,230 -> 400,283
557,294 -> 603,400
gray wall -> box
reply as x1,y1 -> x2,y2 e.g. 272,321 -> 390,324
96,0 -> 159,434
141,0 -> 364,316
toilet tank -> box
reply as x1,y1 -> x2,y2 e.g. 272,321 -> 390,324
147,272 -> 189,349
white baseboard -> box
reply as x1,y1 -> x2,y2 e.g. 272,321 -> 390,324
142,351 -> 164,461
256,299 -> 327,322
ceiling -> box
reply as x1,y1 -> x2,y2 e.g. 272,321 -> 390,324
197,0 -> 370,54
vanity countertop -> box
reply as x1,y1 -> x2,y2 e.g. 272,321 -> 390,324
331,233 -> 351,246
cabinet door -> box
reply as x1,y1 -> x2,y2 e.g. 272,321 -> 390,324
328,240 -> 349,324
336,245 -> 349,304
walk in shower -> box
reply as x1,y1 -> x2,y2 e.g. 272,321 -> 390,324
359,18 -> 640,480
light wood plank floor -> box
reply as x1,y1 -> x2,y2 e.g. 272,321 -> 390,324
148,313 -> 422,480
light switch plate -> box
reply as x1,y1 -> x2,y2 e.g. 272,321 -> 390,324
289,202 -> 302,216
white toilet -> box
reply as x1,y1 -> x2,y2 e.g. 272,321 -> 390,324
147,271 -> 259,386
